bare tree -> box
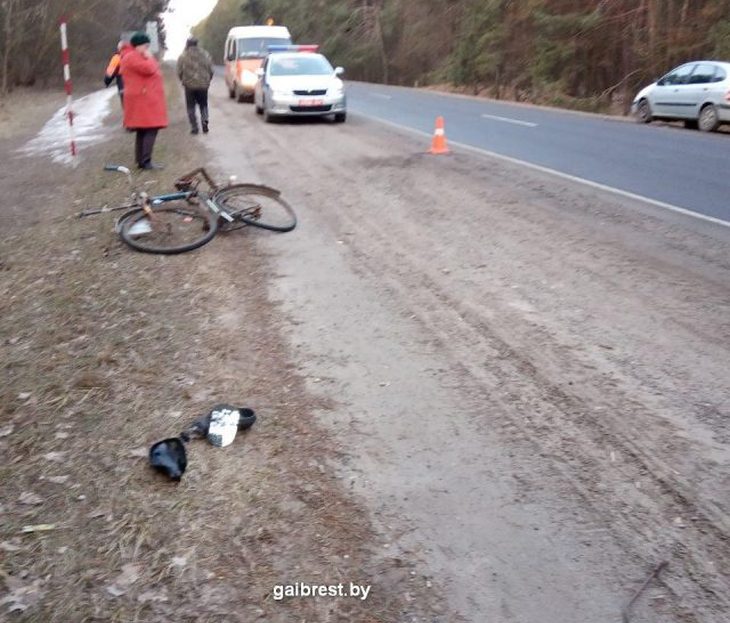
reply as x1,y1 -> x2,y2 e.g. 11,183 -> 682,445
0,0 -> 168,95
349,0 -> 389,83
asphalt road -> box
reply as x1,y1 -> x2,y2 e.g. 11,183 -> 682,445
346,82 -> 730,224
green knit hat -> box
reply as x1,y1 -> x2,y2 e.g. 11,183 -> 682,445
130,32 -> 151,47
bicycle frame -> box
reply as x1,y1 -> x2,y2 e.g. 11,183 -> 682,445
79,166 -> 253,230
150,191 -> 234,225
79,166 -> 228,218
78,190 -> 194,218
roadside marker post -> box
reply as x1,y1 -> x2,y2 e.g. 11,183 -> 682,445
59,17 -> 77,161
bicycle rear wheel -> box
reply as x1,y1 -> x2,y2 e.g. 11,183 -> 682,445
118,200 -> 218,254
213,184 -> 296,232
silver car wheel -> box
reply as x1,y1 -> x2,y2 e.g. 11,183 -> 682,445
636,99 -> 652,123
263,98 -> 275,123
698,104 -> 719,132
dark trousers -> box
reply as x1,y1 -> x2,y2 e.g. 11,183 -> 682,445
135,129 -> 158,167
116,76 -> 124,107
185,88 -> 209,130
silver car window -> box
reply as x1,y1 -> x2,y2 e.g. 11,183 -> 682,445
712,66 -> 727,83
661,64 -> 696,86
689,63 -> 716,84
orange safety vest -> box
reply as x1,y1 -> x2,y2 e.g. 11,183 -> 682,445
105,53 -> 121,78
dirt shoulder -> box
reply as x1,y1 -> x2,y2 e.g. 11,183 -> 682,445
205,79 -> 730,623
0,79 -> 443,622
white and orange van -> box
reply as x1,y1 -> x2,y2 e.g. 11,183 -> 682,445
224,25 -> 291,102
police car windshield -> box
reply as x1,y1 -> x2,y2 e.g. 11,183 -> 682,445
269,55 -> 333,76
238,37 -> 291,58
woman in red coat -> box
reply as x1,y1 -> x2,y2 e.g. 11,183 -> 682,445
120,32 -> 168,169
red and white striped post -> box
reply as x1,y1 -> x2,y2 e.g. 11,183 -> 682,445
59,17 -> 77,159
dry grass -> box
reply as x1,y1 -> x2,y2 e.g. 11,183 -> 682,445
0,88 -> 67,140
0,74 -> 444,622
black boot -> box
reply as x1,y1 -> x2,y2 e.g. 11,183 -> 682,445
202,121 -> 209,134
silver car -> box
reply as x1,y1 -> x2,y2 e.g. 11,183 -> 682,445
632,60 -> 730,131
254,51 -> 346,123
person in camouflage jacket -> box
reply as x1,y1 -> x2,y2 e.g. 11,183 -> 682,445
176,37 -> 214,134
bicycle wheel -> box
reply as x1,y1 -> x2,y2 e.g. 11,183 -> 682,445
118,200 -> 218,254
213,184 -> 296,232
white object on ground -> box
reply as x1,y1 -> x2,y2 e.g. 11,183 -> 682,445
206,406 -> 241,448
127,219 -> 152,236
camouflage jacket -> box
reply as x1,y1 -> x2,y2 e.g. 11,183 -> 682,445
176,47 -> 214,90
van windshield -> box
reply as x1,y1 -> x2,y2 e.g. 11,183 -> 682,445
238,37 -> 291,58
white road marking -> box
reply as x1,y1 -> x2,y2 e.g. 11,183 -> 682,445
350,113 -> 730,229
481,113 -> 538,127
369,92 -> 392,100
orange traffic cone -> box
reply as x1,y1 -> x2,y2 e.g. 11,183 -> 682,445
428,116 -> 450,154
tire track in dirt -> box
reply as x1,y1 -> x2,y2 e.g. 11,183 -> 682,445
333,208 -> 729,622
211,97 -> 729,621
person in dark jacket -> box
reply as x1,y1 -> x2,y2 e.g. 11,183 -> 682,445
176,37 -> 214,134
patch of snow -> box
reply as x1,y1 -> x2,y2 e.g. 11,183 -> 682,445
18,89 -> 117,166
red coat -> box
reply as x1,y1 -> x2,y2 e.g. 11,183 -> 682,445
120,47 -> 168,129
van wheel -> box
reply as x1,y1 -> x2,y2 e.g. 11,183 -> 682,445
698,104 -> 719,132
334,112 -> 347,123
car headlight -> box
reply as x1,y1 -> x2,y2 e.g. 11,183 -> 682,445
241,69 -> 258,85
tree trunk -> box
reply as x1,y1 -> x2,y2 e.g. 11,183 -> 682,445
373,7 -> 388,84
1,0 -> 16,95
646,0 -> 657,68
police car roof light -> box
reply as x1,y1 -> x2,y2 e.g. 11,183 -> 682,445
267,44 -> 320,53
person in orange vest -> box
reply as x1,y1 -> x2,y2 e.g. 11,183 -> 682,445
104,41 -> 131,105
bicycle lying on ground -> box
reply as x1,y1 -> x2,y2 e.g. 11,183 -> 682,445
79,166 -> 296,254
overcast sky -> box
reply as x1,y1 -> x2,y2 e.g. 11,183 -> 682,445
163,0 -> 218,59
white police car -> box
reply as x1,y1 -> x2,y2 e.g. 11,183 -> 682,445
254,46 -> 346,123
